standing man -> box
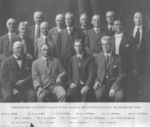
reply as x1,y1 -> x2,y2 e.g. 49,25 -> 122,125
59,12 -> 84,69
28,11 -> 43,41
94,36 -> 125,102
0,18 -> 17,62
32,43 -> 66,102
34,22 -> 56,59
79,13 -> 91,35
113,19 -> 138,102
0,41 -> 36,102
12,21 -> 34,59
132,12 -> 149,101
105,11 -> 116,36
49,14 -> 65,57
67,39 -> 96,102
84,14 -> 106,56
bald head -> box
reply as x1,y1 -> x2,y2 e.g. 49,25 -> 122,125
133,12 -> 143,26
55,14 -> 64,28
34,11 -> 43,25
13,41 -> 24,57
6,18 -> 17,33
106,11 -> 116,25
40,22 -> 50,36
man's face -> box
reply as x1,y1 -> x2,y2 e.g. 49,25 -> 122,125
19,25 -> 27,38
114,20 -> 123,33
40,45 -> 50,58
102,40 -> 112,53
80,15 -> 88,27
65,14 -> 73,27
7,20 -> 16,32
74,41 -> 83,55
134,12 -> 143,26
13,43 -> 24,57
34,14 -> 43,25
92,15 -> 101,28
56,16 -> 64,29
106,12 -> 115,25
41,24 -> 49,36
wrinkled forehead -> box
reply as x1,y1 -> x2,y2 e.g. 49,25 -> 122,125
56,14 -> 64,20
92,15 -> 100,20
34,12 -> 43,18
134,12 -> 143,18
106,11 -> 115,17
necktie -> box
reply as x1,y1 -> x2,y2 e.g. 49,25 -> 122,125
68,28 -> 72,36
35,25 -> 40,39
135,28 -> 140,44
105,55 -> 109,66
78,56 -> 82,69
44,37 -> 48,44
22,38 -> 27,53
46,58 -> 49,68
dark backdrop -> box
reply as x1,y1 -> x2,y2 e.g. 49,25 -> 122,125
1,0 -> 150,36
0,0 -> 150,101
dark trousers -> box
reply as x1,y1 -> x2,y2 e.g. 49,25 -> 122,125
67,83 -> 96,102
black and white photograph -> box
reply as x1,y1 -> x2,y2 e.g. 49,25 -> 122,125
0,0 -> 150,126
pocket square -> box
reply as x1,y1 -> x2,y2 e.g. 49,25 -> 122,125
113,65 -> 117,68
126,44 -> 129,47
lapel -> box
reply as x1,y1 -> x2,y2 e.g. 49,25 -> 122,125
106,53 -> 115,69
48,57 -> 54,75
74,55 -> 80,71
79,52 -> 87,70
11,55 -> 21,70
100,52 -> 106,73
119,33 -> 126,52
5,34 -> 10,55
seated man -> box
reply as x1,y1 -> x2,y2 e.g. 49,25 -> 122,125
32,43 -> 66,102
0,41 -> 36,102
67,39 -> 96,102
94,36 -> 125,102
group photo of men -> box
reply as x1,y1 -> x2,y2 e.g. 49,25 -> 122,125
0,0 -> 150,102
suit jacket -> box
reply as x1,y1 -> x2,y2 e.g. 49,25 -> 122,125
104,26 -> 115,37
0,34 -> 12,62
59,27 -> 84,69
130,26 -> 149,72
28,25 -> 35,41
84,28 -> 106,55
67,52 -> 96,88
112,32 -> 138,74
95,51 -> 125,91
49,27 -> 61,57
12,35 -> 34,58
0,55 -> 32,93
32,57 -> 66,92
34,36 -> 56,59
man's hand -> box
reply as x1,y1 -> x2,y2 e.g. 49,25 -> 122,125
109,89 -> 116,98
69,83 -> 77,89
81,86 -> 89,94
16,80 -> 25,87
93,82 -> 102,90
37,87 -> 44,98
56,77 -> 62,85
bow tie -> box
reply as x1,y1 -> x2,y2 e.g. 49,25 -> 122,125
16,57 -> 23,60
115,34 -> 123,38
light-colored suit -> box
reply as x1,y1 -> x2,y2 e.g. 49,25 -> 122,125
32,57 -> 66,102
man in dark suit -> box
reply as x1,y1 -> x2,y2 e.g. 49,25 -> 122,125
49,14 -> 65,57
79,13 -> 91,36
59,12 -> 84,69
113,19 -> 138,102
67,39 -> 96,102
32,43 -> 66,102
12,21 -> 34,59
131,12 -> 149,101
84,14 -> 106,56
34,22 -> 56,59
0,41 -> 36,102
105,11 -> 116,36
28,11 -> 43,41
94,36 -> 125,102
0,18 -> 17,63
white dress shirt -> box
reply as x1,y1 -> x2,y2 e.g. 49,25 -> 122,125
13,54 -> 22,68
115,32 -> 123,55
133,25 -> 143,48
67,26 -> 73,35
94,27 -> 100,34
57,27 -> 63,33
34,24 -> 40,38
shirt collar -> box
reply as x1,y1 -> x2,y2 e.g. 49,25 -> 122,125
115,32 -> 124,38
8,32 -> 15,36
57,27 -> 62,32
108,24 -> 113,29
135,25 -> 143,30
13,54 -> 22,59
41,34 -> 47,39
42,56 -> 48,61
67,26 -> 73,31
104,52 -> 112,57
77,52 -> 84,58
94,27 -> 100,31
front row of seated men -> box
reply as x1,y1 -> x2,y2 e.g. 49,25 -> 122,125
0,35 -> 125,102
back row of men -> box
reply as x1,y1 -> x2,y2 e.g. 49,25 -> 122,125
0,11 -> 149,102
